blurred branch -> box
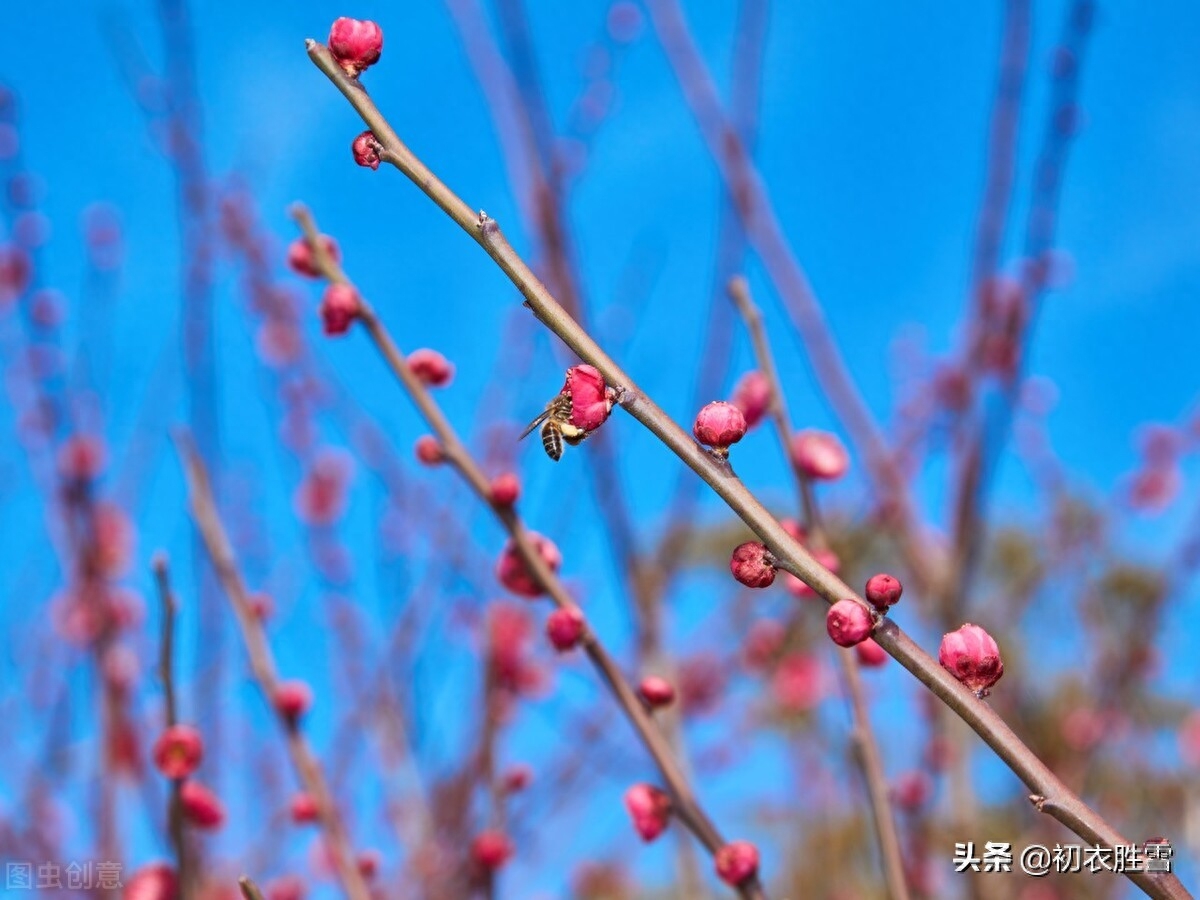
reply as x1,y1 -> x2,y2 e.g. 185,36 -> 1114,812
152,553 -> 190,900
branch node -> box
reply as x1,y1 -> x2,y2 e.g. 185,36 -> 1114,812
1029,793 -> 1047,811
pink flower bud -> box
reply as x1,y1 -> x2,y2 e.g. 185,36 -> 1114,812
123,863 -> 177,900
730,371 -> 772,429
471,830 -> 513,871
865,573 -> 903,610
562,364 -> 614,431
714,840 -> 760,886
287,235 -> 340,279
356,849 -> 381,879
742,619 -> 785,671
249,592 -> 274,621
495,533 -> 562,598
407,348 -> 455,387
790,429 -> 849,480
351,130 -> 382,170
638,675 -> 676,709
414,435 -> 445,466
938,623 -> 1004,696
328,18 -> 383,77
783,548 -> 840,598
780,517 -> 807,544
693,401 -> 747,456
180,780 -> 226,830
826,599 -> 873,647
264,876 -> 306,900
891,770 -> 932,811
290,791 -> 320,824
623,783 -> 671,842
855,638 -> 887,668
729,541 -> 775,588
502,764 -> 533,792
152,724 -> 204,780
489,472 -> 521,506
319,283 -> 361,335
274,680 -> 313,725
546,607 -> 585,652
57,434 -> 106,482
772,653 -> 823,712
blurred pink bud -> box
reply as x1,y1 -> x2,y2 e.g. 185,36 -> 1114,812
319,283 -> 361,335
865,573 -> 903,610
287,235 -> 340,279
638,675 -> 676,709
742,619 -> 785,671
714,840 -> 759,886
293,449 -> 352,525
693,401 -> 746,456
414,435 -> 445,466
790,430 -> 849,480
152,725 -> 204,780
1061,707 -> 1106,751
730,541 -> 775,588
1126,465 -> 1180,513
772,653 -> 822,713
730,371 -> 771,429
356,849 -> 381,879
1179,711 -> 1200,767
351,130 -> 382,170
855,638 -> 888,668
502,764 -> 533,793
471,830 -> 514,871
489,472 -> 521,506
407,348 -> 455,387
274,680 -> 314,725
562,364 -> 614,432
783,547 -> 839,598
607,2 -> 643,43
249,592 -> 274,621
180,780 -> 226,830
328,18 -> 383,77
123,863 -> 177,900
290,791 -> 320,824
546,606 -> 585,652
93,503 -> 135,578
0,244 -> 31,305
102,644 -> 140,693
57,434 -> 106,482
495,533 -> 562,598
264,875 -> 306,900
779,517 -> 807,545
676,653 -> 725,716
826,599 -> 873,647
891,770 -> 932,811
939,623 -> 1004,696
623,783 -> 671,841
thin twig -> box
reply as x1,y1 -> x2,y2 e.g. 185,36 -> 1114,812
152,553 -> 189,900
237,875 -> 266,900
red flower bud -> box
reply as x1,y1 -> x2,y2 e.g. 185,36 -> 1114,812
939,623 -> 1004,696
780,517 -> 807,544
865,572 -> 903,610
638,675 -> 676,709
319,283 -> 361,335
351,130 -> 382,170
891,770 -> 932,811
714,840 -> 760,886
407,348 -> 455,387
152,724 -> 204,780
58,434 -> 106,482
623,783 -> 671,842
290,791 -> 320,824
274,680 -> 313,725
471,830 -> 513,871
855,638 -> 888,668
180,780 -> 225,830
495,533 -> 562,598
356,849 -> 381,880
328,18 -> 383,77
730,371 -> 772,429
783,548 -> 839,598
264,876 -> 306,900
123,863 -> 177,900
414,435 -> 445,466
730,541 -> 775,588
790,429 -> 849,481
489,472 -> 521,506
287,235 -> 340,279
249,592 -> 274,621
502,764 -> 533,792
693,401 -> 747,456
546,606 -> 585,652
562,364 -> 614,432
826,599 -> 873,647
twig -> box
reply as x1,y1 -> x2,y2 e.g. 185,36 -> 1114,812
237,875 -> 266,900
175,435 -> 371,900
303,39 -> 1193,899
152,553 -> 190,900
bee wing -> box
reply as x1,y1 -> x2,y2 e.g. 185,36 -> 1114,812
519,408 -> 553,441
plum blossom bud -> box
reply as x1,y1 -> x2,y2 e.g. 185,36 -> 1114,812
865,573 -> 903,610
356,850 -> 381,879
546,607 -> 585,652
249,592 -> 274,621
180,780 -> 225,829
489,472 -> 520,506
274,680 -> 313,725
152,724 -> 204,779
623,783 -> 671,842
784,548 -> 840,599
502,764 -> 533,792
495,533 -> 562,598
780,517 -> 807,544
790,429 -> 849,480
562,364 -> 614,431
939,623 -> 1004,696
287,235 -> 340,278
826,599 -> 873,647
742,619 -> 785,671
638,675 -> 676,709
693,401 -> 746,457
328,18 -> 383,77
351,130 -> 382,170
414,435 -> 445,466
855,638 -> 888,668
729,541 -> 775,588
123,863 -> 177,900
264,876 -> 306,900
407,348 -> 454,387
471,831 -> 513,871
773,653 -> 822,712
319,283 -> 361,335
290,792 -> 320,824
714,841 -> 760,886
58,434 -> 106,482
730,371 -> 771,429
891,770 -> 932,811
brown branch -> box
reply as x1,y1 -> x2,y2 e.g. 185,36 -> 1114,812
152,553 -> 190,900
237,875 -> 266,900
175,436 -> 371,900
303,39 -> 1193,900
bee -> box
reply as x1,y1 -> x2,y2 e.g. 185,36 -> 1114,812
520,393 -> 589,461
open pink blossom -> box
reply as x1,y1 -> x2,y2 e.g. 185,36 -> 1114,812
939,623 -> 1004,696
624,783 -> 671,841
328,17 -> 383,77
790,429 -> 849,480
495,533 -> 562,598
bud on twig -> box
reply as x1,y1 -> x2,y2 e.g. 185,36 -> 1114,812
714,840 -> 760,886
328,18 -> 383,77
693,401 -> 747,457
939,623 -> 1004,696
826,599 -> 873,647
730,541 -> 776,588
546,607 -> 585,652
623,783 -> 671,841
